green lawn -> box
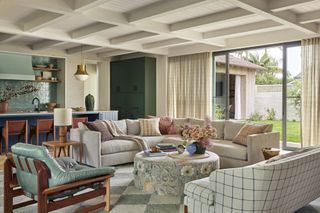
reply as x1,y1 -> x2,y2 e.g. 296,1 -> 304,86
248,120 -> 301,143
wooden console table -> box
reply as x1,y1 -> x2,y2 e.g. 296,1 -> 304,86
43,141 -> 83,163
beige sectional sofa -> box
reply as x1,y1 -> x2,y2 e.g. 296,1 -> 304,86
70,118 -> 279,168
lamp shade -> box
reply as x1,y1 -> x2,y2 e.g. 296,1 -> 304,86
54,108 -> 72,126
74,64 -> 89,81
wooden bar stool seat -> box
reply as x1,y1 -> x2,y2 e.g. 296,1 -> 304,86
30,119 -> 54,145
68,117 -> 88,130
0,120 -> 28,154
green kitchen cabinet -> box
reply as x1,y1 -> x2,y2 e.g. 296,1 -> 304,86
111,57 -> 156,119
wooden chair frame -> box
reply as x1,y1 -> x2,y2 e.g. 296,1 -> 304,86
4,154 -> 113,213
30,119 -> 55,145
1,120 -> 28,154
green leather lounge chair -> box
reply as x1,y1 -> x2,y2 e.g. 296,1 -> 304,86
4,143 -> 115,213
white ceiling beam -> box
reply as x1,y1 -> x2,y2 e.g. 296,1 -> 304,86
97,49 -> 134,58
19,11 -> 65,32
170,8 -> 252,32
203,20 -> 282,39
269,0 -> 318,12
127,0 -> 212,23
0,21 -> 168,55
143,38 -> 190,49
298,10 -> 320,24
31,39 -> 65,50
70,22 -> 115,39
66,45 -> 104,54
85,8 -> 226,47
110,31 -> 157,44
227,0 -> 319,34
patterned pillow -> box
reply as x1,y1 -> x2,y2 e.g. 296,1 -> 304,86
139,118 -> 161,136
83,120 -> 113,141
232,124 -> 270,146
147,115 -> 173,135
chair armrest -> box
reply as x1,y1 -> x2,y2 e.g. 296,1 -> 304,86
246,132 -> 280,164
70,128 -> 102,168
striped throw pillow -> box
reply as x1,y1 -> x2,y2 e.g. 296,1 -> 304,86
139,118 -> 161,136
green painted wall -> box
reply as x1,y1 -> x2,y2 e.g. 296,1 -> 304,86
111,57 -> 156,119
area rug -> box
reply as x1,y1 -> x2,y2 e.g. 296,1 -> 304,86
0,164 -> 184,213
0,164 -> 320,213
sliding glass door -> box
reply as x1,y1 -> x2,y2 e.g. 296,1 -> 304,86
213,42 -> 301,150
213,54 -> 228,120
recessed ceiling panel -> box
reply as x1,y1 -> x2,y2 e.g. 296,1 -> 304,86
100,0 -> 161,13
153,0 -> 236,24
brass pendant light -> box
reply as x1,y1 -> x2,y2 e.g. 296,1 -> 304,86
74,45 -> 89,81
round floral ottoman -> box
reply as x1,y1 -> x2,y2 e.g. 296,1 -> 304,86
133,151 -> 220,195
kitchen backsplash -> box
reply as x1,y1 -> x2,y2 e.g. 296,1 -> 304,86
0,80 -> 57,111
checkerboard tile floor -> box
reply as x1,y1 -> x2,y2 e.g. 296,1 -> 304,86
1,164 -> 320,213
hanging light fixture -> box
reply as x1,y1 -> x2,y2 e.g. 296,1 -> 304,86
74,45 -> 89,81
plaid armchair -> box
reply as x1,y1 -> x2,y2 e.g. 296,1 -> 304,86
184,147 -> 320,213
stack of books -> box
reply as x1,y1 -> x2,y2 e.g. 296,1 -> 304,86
156,143 -> 177,152
144,150 -> 167,157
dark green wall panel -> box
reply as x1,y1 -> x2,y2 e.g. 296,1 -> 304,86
111,57 -> 156,119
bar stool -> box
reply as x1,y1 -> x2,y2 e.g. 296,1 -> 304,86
72,117 -> 88,128
0,120 -> 28,154
30,119 -> 55,145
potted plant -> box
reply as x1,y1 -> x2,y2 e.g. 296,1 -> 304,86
181,118 -> 217,155
0,85 -> 38,113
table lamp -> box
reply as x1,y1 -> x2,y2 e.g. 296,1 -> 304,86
54,108 -> 72,143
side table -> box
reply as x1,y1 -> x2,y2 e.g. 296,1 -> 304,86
43,141 -> 83,163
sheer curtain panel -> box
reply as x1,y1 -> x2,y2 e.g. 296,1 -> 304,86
167,52 -> 212,118
301,37 -> 320,147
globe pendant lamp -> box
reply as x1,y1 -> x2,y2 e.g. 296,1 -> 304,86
74,45 -> 89,81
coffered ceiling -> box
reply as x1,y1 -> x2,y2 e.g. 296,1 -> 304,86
0,0 -> 319,57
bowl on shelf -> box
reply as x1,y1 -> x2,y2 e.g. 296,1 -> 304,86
35,76 -> 43,81
72,107 -> 86,112
35,65 -> 47,68
47,102 -> 57,111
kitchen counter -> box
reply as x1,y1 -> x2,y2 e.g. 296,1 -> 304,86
0,110 -> 118,118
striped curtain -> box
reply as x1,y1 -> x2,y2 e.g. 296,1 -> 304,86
301,37 -> 320,147
167,52 -> 212,118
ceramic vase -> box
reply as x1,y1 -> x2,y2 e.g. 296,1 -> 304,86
85,94 -> 94,111
0,101 -> 8,113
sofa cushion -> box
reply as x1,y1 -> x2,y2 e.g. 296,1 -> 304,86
189,118 -> 205,126
147,115 -> 173,135
126,119 -> 140,135
211,121 -> 225,139
139,118 -> 161,136
224,121 -> 245,140
101,139 -> 138,155
143,136 -> 166,147
162,135 -> 184,145
83,120 -> 113,141
113,120 -> 127,134
184,177 -> 214,205
209,139 -> 247,161
168,118 -> 189,134
233,124 -> 270,146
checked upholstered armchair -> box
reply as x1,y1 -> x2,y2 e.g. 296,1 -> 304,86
4,143 -> 115,213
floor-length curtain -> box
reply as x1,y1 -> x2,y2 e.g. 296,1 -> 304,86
167,52 -> 212,118
301,37 -> 320,147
